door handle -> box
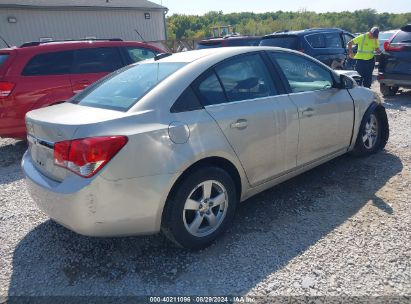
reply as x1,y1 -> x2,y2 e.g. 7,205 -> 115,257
230,119 -> 248,130
301,107 -> 316,117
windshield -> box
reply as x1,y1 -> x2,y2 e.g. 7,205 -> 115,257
0,54 -> 9,67
259,36 -> 300,49
72,62 -> 186,111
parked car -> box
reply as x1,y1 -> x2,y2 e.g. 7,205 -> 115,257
375,30 -> 399,62
0,39 -> 164,139
196,35 -> 261,49
23,47 -> 389,250
378,25 -> 411,96
260,28 -> 356,70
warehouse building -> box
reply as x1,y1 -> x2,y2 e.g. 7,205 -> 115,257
0,0 -> 167,48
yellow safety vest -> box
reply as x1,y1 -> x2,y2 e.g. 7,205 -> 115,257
352,34 -> 379,60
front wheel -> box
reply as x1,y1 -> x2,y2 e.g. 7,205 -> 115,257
161,166 -> 238,250
350,107 -> 389,157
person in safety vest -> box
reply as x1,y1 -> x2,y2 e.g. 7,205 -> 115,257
348,27 -> 381,88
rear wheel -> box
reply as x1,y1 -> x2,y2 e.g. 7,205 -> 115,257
380,84 -> 399,97
350,107 -> 389,157
162,166 -> 237,250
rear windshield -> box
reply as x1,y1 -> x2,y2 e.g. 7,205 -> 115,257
227,38 -> 261,47
196,42 -> 223,49
391,30 -> 411,43
379,31 -> 397,40
72,62 -> 186,111
260,36 -> 300,49
0,54 -> 9,67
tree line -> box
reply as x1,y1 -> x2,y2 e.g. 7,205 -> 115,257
166,9 -> 411,40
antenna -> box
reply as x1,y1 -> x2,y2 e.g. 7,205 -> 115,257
134,29 -> 146,42
0,34 -> 10,48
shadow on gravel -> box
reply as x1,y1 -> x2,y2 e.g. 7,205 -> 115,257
383,89 -> 411,110
0,140 -> 27,184
0,140 -> 27,168
8,151 -> 403,296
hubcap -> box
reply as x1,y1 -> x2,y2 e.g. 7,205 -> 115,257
362,114 -> 379,150
183,180 -> 228,237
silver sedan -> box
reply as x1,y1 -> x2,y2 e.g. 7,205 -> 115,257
22,47 -> 389,249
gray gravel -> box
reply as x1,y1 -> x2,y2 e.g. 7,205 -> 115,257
0,84 -> 410,298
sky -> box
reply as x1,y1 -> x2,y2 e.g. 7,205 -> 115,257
154,0 -> 410,15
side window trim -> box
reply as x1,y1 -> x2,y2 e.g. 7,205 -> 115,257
261,51 -> 288,95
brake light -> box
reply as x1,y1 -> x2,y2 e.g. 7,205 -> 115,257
384,41 -> 404,52
54,136 -> 128,178
377,73 -> 384,81
0,81 -> 15,98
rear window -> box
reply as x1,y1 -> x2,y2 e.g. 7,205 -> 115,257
73,47 -> 123,74
306,33 -> 342,48
196,42 -> 223,49
22,51 -> 73,76
72,62 -> 186,111
260,36 -> 300,49
227,38 -> 261,47
391,31 -> 411,43
0,54 -> 9,67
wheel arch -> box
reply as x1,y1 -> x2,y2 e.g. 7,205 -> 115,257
161,156 -> 244,226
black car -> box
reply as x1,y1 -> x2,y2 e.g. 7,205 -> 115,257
259,28 -> 355,69
378,25 -> 411,96
196,35 -> 261,49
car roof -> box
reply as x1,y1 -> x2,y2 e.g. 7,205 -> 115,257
199,36 -> 261,43
11,40 -> 163,53
263,28 -> 346,38
144,46 -> 302,64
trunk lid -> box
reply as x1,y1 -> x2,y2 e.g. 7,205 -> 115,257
26,102 -> 127,181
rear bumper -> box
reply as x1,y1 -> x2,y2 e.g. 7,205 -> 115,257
22,151 -> 176,237
378,73 -> 411,87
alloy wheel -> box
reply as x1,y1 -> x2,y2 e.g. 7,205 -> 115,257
362,114 -> 379,149
182,180 -> 228,237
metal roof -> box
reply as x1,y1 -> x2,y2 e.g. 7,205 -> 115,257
0,0 -> 166,10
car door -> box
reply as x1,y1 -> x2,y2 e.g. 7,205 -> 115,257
194,53 -> 299,187
269,51 -> 354,166
70,47 -> 124,94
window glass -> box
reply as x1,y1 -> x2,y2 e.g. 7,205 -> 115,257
73,48 -> 123,74
227,38 -> 261,47
271,52 -> 334,93
126,47 -> 157,63
22,51 -> 73,76
324,33 -> 343,48
343,34 -> 354,46
260,36 -> 300,49
391,30 -> 411,43
196,72 -> 226,106
171,86 -> 203,113
196,42 -> 223,49
0,54 -> 9,67
72,62 -> 186,111
306,34 -> 326,48
215,54 -> 275,102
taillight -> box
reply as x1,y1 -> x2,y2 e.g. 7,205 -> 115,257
377,73 -> 384,81
54,136 -> 128,178
0,81 -> 15,98
384,41 -> 404,52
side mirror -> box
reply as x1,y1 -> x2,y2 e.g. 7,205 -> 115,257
340,74 -> 355,89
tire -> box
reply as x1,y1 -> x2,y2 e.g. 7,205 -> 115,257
380,83 -> 398,97
161,166 -> 238,250
350,106 -> 389,157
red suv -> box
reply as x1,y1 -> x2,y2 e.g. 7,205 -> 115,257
0,39 -> 164,139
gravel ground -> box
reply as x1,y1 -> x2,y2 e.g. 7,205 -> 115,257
0,83 -> 410,299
